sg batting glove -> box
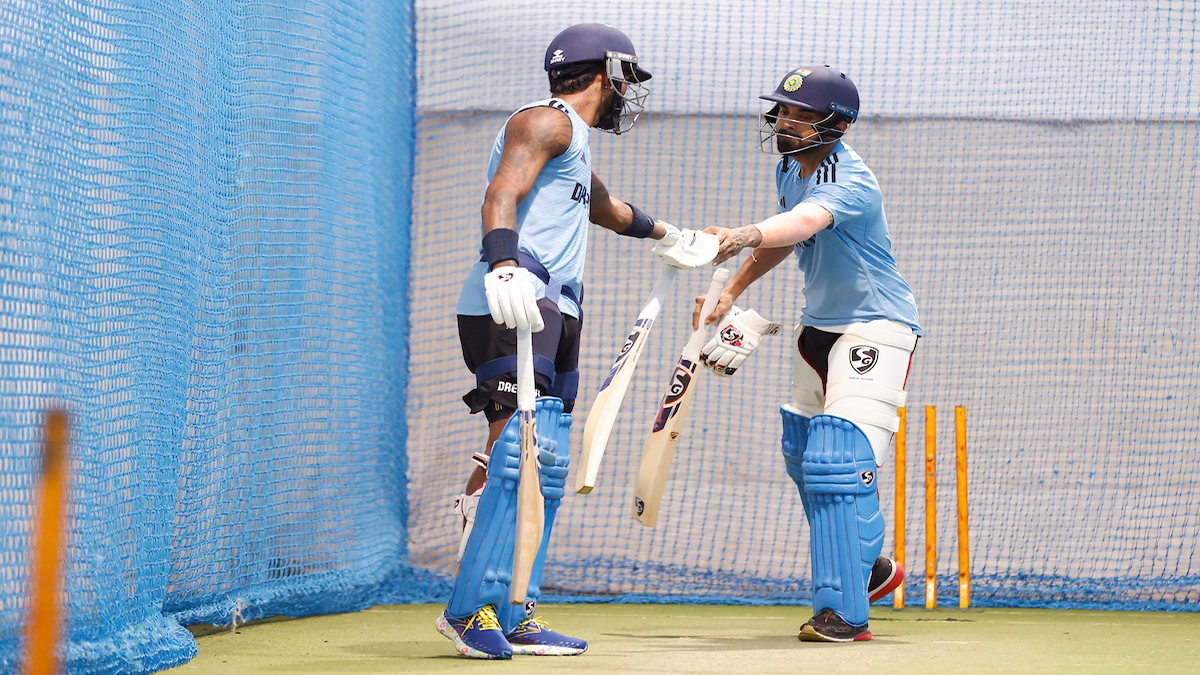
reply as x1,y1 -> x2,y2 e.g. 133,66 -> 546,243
484,267 -> 545,332
700,306 -> 781,376
653,225 -> 720,269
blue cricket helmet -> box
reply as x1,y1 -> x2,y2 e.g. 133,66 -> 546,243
761,65 -> 859,122
544,23 -> 652,82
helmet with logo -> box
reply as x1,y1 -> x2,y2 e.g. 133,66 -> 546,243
759,65 -> 859,152
544,24 -> 651,135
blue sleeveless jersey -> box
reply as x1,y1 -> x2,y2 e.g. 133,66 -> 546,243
457,98 -> 592,318
777,141 -> 922,335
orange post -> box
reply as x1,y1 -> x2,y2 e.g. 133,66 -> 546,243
924,406 -> 937,610
25,409 -> 69,675
894,407 -> 907,609
956,406 -> 970,609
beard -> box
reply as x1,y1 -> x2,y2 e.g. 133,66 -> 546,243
777,133 -> 819,156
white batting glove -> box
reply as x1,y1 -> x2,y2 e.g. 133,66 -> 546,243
483,267 -> 545,332
700,306 -> 782,376
652,224 -> 720,269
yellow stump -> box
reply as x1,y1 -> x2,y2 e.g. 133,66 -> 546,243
956,406 -> 970,609
924,406 -> 937,610
25,409 -> 69,675
894,407 -> 907,609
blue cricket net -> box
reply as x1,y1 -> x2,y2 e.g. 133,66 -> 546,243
408,0 -> 1199,611
1,1 -> 415,673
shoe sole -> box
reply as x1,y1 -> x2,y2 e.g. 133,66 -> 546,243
510,643 -> 588,656
434,614 -> 513,659
798,624 -> 873,643
868,562 -> 904,603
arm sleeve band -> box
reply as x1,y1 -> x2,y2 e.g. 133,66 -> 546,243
755,203 -> 834,248
620,203 -> 656,239
481,228 -> 520,268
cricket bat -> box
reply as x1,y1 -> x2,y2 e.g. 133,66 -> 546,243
632,266 -> 730,527
510,326 -> 543,604
576,264 -> 680,494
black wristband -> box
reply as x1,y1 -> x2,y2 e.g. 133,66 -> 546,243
481,228 -> 520,268
621,203 -> 656,239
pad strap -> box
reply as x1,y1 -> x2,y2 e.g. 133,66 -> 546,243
825,380 -> 908,407
474,356 -> 579,402
842,321 -> 917,351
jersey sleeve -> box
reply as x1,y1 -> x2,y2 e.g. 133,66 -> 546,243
804,177 -> 873,230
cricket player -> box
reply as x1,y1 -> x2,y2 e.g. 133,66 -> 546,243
439,24 -> 715,659
696,65 -> 920,642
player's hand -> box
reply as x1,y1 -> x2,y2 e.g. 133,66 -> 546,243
692,290 -> 735,329
653,223 -> 720,269
484,266 -> 545,332
699,306 -> 782,377
704,225 -> 764,265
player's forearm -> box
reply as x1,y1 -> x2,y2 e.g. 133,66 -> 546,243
753,202 -> 832,248
726,246 -> 792,301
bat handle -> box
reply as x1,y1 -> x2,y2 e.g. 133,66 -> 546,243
517,326 -> 534,411
683,267 -> 730,360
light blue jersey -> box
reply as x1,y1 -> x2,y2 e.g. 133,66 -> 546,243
457,98 -> 592,319
777,141 -> 922,335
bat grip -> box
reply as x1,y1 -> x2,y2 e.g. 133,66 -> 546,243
683,267 -> 730,360
516,326 -> 534,411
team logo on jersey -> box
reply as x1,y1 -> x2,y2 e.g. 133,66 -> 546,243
850,345 -> 878,374
861,470 -> 875,487
549,49 -> 565,65
783,69 -> 811,92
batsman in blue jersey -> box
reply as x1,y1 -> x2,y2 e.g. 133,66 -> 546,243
439,24 -> 716,660
697,65 -> 921,642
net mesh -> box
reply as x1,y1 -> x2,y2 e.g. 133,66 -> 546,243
1,1 -> 1198,673
408,0 -> 1200,611
1,1 -> 414,673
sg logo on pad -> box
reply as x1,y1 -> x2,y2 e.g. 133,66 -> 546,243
850,346 -> 878,374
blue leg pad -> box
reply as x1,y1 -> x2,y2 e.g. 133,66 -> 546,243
803,414 -> 884,626
498,401 -> 570,633
448,397 -> 564,620
780,406 -> 813,523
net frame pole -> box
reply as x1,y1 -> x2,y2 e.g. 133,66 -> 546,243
24,409 -> 69,675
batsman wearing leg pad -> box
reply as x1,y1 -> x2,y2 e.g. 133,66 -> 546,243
447,398 -> 564,621
499,404 -> 588,655
803,414 -> 885,628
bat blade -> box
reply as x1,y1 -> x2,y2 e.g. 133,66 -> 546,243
577,265 -> 679,494
632,267 -> 730,527
510,327 -> 543,604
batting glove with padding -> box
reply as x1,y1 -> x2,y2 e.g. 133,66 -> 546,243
483,267 -> 545,332
652,224 -> 720,269
700,306 -> 781,376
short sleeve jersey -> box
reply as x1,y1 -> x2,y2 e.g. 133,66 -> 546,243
776,141 -> 922,335
456,98 -> 592,319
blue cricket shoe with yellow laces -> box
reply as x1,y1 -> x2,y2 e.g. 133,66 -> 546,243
506,616 -> 588,656
435,605 -> 513,659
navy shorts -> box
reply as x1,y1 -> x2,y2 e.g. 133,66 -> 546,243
458,297 -> 582,423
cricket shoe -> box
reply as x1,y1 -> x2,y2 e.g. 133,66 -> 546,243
868,556 -> 905,602
506,616 -> 588,656
435,606 -> 513,659
798,608 -> 872,643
